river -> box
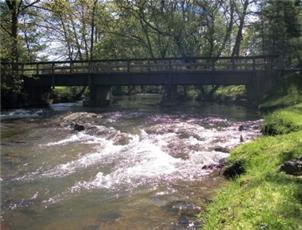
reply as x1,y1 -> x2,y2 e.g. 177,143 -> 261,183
1,95 -> 262,229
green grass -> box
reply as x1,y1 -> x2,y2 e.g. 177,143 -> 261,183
201,76 -> 302,229
262,103 -> 302,135
202,131 -> 302,230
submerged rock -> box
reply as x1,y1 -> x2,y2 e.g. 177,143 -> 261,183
82,224 -> 99,230
214,146 -> 230,153
165,141 -> 190,160
111,132 -> 130,145
279,156 -> 302,176
165,201 -> 203,229
202,163 -> 224,170
174,215 -> 203,230
98,211 -> 121,223
165,200 -> 202,217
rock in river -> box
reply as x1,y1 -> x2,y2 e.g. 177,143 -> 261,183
72,123 -> 85,131
58,112 -> 100,127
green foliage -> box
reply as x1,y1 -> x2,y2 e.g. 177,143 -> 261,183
1,0 -> 301,108
259,73 -> 302,110
260,0 -> 302,65
51,86 -> 85,103
215,86 -> 246,97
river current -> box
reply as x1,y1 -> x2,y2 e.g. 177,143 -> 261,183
1,95 -> 261,229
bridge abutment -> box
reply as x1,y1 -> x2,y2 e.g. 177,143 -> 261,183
246,71 -> 274,104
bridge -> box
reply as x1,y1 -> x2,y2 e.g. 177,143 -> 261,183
1,56 -> 279,106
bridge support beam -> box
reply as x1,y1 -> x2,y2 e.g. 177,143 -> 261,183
86,85 -> 111,106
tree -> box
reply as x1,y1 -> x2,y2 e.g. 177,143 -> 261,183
1,0 -> 40,62
259,0 -> 302,66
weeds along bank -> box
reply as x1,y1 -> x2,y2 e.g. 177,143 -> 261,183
202,73 -> 302,229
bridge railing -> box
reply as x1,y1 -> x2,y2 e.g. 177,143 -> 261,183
1,56 -> 277,76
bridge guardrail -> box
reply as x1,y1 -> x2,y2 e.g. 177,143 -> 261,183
1,56 -> 277,76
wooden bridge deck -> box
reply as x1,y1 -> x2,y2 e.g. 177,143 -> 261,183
1,56 -> 277,86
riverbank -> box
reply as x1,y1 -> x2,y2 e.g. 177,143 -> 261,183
201,74 -> 302,229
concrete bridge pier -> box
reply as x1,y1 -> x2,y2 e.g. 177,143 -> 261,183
25,86 -> 51,107
162,85 -> 178,103
87,85 -> 111,106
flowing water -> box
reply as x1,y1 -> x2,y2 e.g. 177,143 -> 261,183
1,95 -> 262,230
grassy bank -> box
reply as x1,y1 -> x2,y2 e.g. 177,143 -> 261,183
201,74 -> 302,229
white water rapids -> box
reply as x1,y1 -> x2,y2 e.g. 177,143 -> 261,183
1,104 -> 262,229
11,112 -> 261,204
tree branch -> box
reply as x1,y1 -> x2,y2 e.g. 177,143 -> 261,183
21,0 -> 40,12
0,23 -> 13,36
5,0 -> 12,9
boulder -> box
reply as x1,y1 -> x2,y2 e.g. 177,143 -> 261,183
223,160 -> 245,179
279,157 -> 302,176
73,123 -> 85,131
58,112 -> 100,127
165,141 -> 190,160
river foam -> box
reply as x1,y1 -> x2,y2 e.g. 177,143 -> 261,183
13,112 -> 261,206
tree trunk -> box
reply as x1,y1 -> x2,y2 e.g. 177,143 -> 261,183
9,0 -> 18,63
90,0 -> 98,60
232,0 -> 249,57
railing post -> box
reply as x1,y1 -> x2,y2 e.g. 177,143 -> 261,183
88,61 -> 92,73
252,58 -> 256,71
147,60 -> 150,72
51,62 -> 55,88
212,58 -> 215,71
21,63 -> 24,75
127,60 -> 130,72
51,63 -> 55,75
231,58 -> 235,71
36,63 -> 39,75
